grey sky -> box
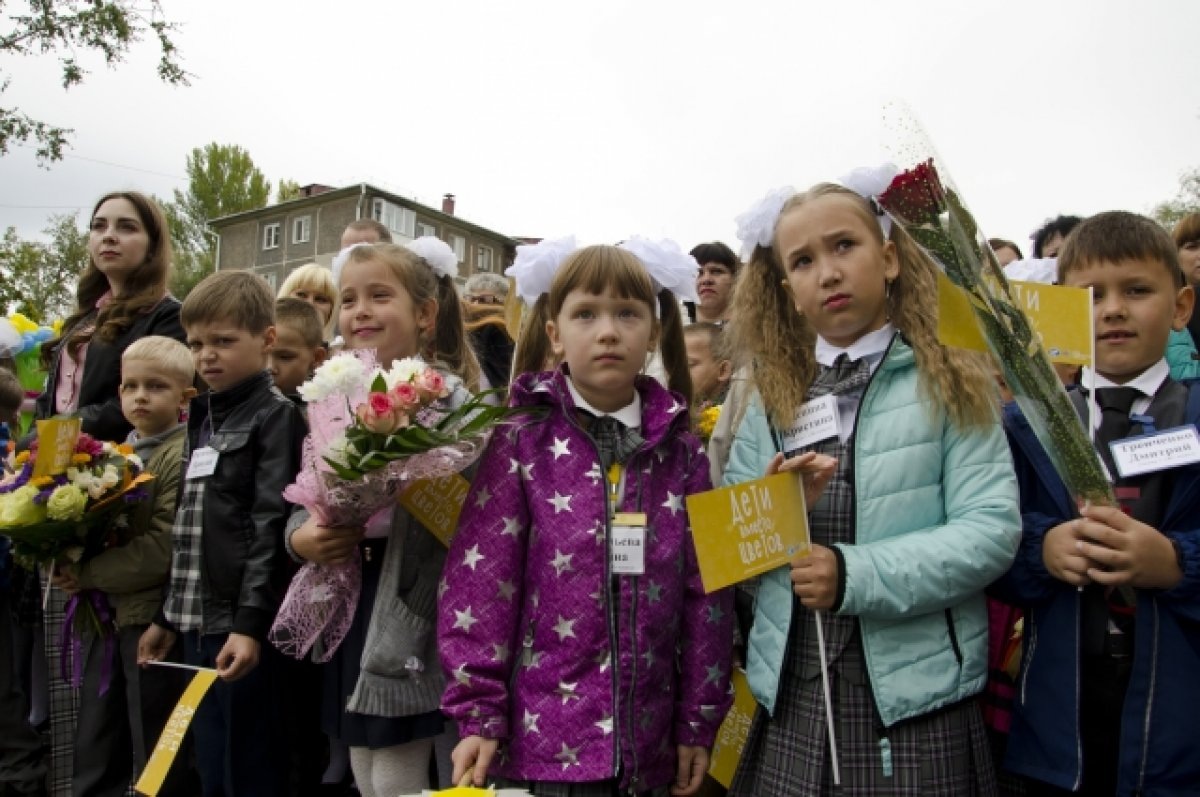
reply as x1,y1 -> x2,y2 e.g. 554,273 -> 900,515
1,0 -> 1197,257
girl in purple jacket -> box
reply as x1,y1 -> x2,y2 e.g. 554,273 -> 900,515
439,240 -> 734,796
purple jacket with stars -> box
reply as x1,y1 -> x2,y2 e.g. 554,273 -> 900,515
438,369 -> 734,791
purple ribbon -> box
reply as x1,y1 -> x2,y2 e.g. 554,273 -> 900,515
60,589 -> 116,696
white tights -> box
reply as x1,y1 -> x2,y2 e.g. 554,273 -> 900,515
349,738 -> 432,797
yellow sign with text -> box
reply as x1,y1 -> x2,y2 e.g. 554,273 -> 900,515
708,668 -> 757,788
937,272 -> 1092,365
32,417 -> 82,478
135,668 -> 218,796
686,473 -> 811,594
398,474 -> 470,548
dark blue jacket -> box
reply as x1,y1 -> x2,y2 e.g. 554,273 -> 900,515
995,389 -> 1200,795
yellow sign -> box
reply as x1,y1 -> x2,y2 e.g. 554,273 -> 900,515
32,417 -> 81,478
937,272 -> 1092,365
708,668 -> 757,788
398,474 -> 470,548
686,473 -> 811,594
431,789 -> 496,796
135,668 -> 218,796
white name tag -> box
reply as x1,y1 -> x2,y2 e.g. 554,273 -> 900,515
611,512 -> 646,576
781,395 -> 840,452
1110,426 -> 1200,478
186,447 -> 219,480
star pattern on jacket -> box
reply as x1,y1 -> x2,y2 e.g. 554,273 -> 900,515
474,486 -> 492,508
595,714 -> 614,736
586,463 -> 603,485
551,549 -> 574,576
662,492 -> 683,515
523,709 -> 541,735
549,437 -> 571,459
555,742 -> 581,769
555,680 -> 581,705
453,607 -> 479,632
552,615 -> 577,641
646,580 -> 663,604
491,642 -> 510,664
704,662 -> 725,686
462,544 -> 485,571
496,579 -> 516,602
548,491 -> 572,513
501,516 -> 521,538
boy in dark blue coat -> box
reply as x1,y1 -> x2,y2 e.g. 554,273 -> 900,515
999,211 -> 1200,796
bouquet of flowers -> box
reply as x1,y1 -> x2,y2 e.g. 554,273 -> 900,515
271,350 -> 519,661
696,402 -> 722,443
0,429 -> 153,692
876,158 -> 1111,505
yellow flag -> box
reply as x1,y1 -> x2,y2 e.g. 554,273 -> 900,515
685,473 -> 811,594
398,474 -> 471,548
32,417 -> 81,478
937,272 -> 1092,365
708,668 -> 757,788
135,669 -> 218,796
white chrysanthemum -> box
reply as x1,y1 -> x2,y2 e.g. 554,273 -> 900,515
299,352 -> 368,402
381,357 -> 425,389
324,435 -> 354,468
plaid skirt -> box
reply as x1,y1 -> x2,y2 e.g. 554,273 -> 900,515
729,620 -> 996,797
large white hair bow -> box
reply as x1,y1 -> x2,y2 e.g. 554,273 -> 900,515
505,236 -> 578,305
405,236 -> 459,280
617,237 -> 700,304
734,186 -> 795,258
1003,257 -> 1058,285
836,163 -> 899,237
331,242 -> 372,287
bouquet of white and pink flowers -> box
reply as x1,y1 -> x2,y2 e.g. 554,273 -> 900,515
271,350 -> 519,661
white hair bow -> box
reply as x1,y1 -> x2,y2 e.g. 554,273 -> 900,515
405,236 -> 459,280
617,237 -> 700,304
505,236 -> 579,305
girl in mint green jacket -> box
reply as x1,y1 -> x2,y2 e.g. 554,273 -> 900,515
723,180 -> 1021,796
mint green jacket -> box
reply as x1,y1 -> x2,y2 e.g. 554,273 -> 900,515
724,339 -> 1020,726
1167,327 -> 1200,381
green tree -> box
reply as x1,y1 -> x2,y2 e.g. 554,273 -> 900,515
167,142 -> 271,297
1152,167 -> 1200,230
1,1 -> 188,162
275,179 -> 302,203
0,214 -> 87,321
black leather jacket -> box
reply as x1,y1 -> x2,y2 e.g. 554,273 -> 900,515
177,371 -> 306,640
36,297 -> 185,440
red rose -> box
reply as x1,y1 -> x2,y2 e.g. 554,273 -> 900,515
368,392 -> 394,415
391,382 -> 420,410
878,159 -> 946,227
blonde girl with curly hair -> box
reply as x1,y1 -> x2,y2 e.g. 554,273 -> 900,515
723,178 -> 1020,796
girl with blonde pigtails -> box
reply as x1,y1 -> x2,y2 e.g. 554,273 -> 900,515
723,168 -> 1021,796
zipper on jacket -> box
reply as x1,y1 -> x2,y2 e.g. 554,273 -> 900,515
1019,617 -> 1038,707
944,608 -> 963,666
1072,589 -> 1082,791
623,468 -> 647,792
1136,598 -> 1160,793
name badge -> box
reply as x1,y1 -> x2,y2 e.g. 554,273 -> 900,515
781,395 -> 840,452
1110,426 -> 1200,479
611,512 -> 647,576
186,447 -> 219,480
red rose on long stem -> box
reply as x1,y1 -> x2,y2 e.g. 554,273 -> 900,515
878,159 -> 946,227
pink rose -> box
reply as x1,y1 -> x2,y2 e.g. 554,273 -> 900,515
391,382 -> 420,410
356,402 -> 401,434
416,369 -> 447,399
368,391 -> 394,415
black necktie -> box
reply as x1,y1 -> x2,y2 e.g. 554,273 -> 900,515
1095,386 -> 1140,482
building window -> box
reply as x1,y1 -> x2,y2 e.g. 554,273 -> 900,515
477,245 -> 494,273
416,221 -> 436,239
450,235 -> 466,263
371,198 -> 416,239
292,216 -> 311,244
257,269 -> 278,292
262,223 -> 281,250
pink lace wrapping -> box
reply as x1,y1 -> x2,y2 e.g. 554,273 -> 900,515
269,350 -> 491,661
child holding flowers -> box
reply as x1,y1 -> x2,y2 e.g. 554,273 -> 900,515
51,336 -> 197,796
439,239 -> 733,796
286,239 -> 480,797
722,175 -> 1020,795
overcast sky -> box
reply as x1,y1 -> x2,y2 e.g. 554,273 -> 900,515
2,0 -> 1198,258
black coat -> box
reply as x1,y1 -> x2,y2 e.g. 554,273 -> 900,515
35,297 -> 185,440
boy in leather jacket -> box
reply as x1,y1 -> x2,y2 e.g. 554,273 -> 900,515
138,271 -> 305,796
